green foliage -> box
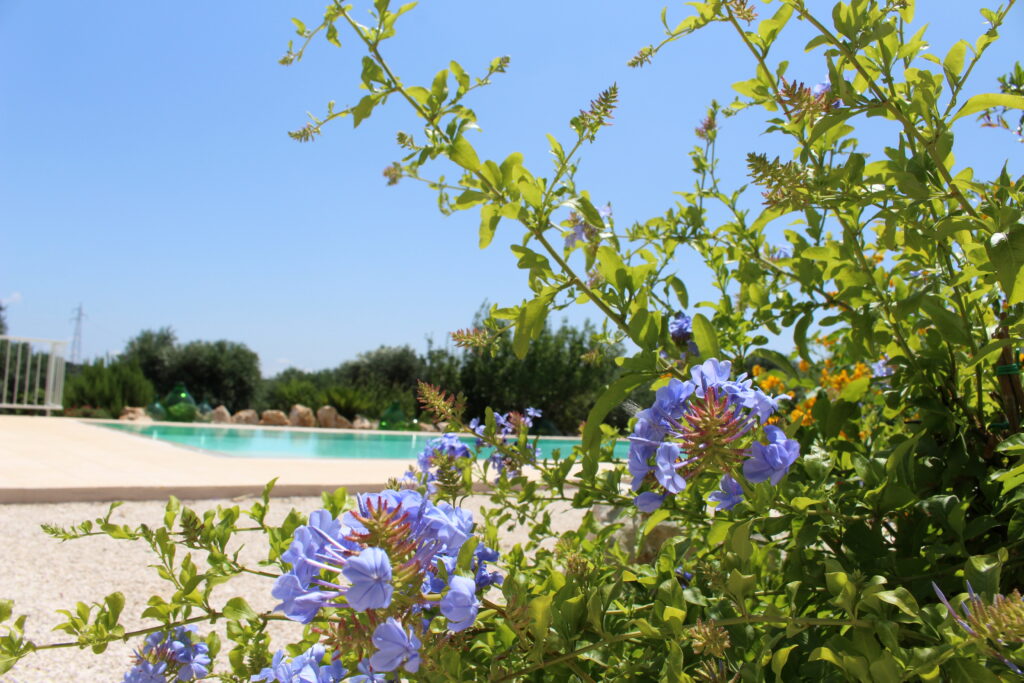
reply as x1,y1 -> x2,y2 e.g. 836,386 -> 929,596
121,327 -> 177,394
122,329 -> 260,411
460,318 -> 624,434
0,302 -> 7,336
171,340 -> 261,412
62,359 -> 154,417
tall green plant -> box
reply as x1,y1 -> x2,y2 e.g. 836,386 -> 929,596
62,359 -> 154,417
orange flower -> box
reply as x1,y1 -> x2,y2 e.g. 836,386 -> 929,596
798,359 -> 810,372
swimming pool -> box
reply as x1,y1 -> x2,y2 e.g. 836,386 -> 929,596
101,423 -> 629,460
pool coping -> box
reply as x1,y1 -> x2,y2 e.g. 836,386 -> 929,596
0,416 -> 420,504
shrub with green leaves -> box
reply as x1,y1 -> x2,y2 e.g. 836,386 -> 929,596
5,1 -> 1024,680
62,359 -> 154,418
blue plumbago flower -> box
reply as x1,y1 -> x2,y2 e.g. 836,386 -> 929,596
708,475 -> 744,510
634,491 -> 665,512
271,573 -> 339,624
810,81 -> 830,97
628,418 -> 665,490
627,358 -> 796,510
668,312 -> 700,356
124,626 -> 210,682
441,575 -> 481,632
654,443 -> 688,493
123,660 -> 169,683
342,547 -> 393,611
253,644 -> 347,683
272,488 -> 501,672
470,408 -> 541,479
871,357 -> 894,378
742,426 -> 800,485
564,222 -> 587,250
346,661 -> 390,682
370,618 -> 422,673
416,433 -> 471,473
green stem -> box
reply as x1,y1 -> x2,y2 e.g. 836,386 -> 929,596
495,631 -> 643,682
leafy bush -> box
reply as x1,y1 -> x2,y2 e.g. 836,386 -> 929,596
62,359 -> 154,417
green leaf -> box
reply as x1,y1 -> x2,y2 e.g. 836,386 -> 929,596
478,205 -> 500,249
691,313 -> 720,359
449,136 -> 480,172
351,95 -> 377,127
752,348 -> 794,376
951,93 -> 1024,122
290,18 -> 307,35
581,372 -> 650,476
456,535 -> 480,574
642,509 -> 671,538
667,276 -> 688,309
920,296 -> 971,345
729,520 -> 754,562
839,376 -> 870,402
222,597 -> 258,622
512,297 -> 548,359
527,595 -> 552,644
942,40 -> 969,81
874,588 -> 920,619
986,229 -> 1024,304
794,312 -> 813,362
772,645 -> 797,680
567,196 -> 606,229
726,569 -> 756,604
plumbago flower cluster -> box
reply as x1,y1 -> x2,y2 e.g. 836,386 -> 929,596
629,358 -> 798,512
123,626 -> 210,682
261,482 -> 500,681
403,407 -> 541,493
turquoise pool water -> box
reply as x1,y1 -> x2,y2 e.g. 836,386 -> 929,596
101,423 -> 629,460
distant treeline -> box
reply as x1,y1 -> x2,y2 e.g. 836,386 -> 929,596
60,319 -> 642,434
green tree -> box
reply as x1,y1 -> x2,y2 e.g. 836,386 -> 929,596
460,319 -> 622,433
121,327 -> 177,394
171,340 -> 261,412
0,302 -> 7,335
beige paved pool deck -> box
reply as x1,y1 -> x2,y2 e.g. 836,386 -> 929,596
0,416 -> 417,503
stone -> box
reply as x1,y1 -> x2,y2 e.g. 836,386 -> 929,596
316,405 -> 340,428
418,421 -> 439,432
118,406 -> 151,423
210,405 -> 231,424
260,409 -> 289,426
289,404 -> 316,427
336,413 -> 353,429
232,409 -> 259,425
352,414 -> 374,430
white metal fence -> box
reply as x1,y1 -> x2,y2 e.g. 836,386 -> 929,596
0,336 -> 67,413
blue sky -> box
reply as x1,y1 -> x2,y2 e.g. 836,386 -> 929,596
1,1 -> 1020,375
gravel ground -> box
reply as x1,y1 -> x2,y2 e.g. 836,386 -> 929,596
0,494 -> 585,682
